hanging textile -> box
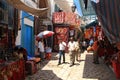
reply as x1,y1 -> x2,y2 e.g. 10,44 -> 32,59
91,0 -> 120,44
84,28 -> 93,39
54,26 -> 69,51
53,12 -> 65,24
64,12 -> 76,25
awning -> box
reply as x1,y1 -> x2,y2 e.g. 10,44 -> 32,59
91,0 -> 120,44
7,0 -> 48,16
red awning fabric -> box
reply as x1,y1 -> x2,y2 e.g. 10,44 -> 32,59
7,0 -> 48,16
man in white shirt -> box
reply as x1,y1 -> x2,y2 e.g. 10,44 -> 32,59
58,39 -> 66,65
68,37 -> 76,67
38,39 -> 45,60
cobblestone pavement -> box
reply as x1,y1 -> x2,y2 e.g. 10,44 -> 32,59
25,51 -> 116,80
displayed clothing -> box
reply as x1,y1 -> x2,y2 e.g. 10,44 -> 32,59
92,41 -> 99,51
54,26 -> 69,51
89,39 -> 94,46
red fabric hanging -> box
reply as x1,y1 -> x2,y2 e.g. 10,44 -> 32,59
84,28 -> 93,39
53,12 -> 65,24
64,12 -> 76,25
111,60 -> 120,79
97,48 -> 105,57
54,26 -> 69,51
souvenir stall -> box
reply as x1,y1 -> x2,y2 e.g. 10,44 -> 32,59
84,27 -> 94,39
91,0 -> 120,79
0,1 -> 25,80
52,12 -> 80,52
84,20 -> 102,40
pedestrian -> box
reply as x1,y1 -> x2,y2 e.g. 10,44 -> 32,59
58,39 -> 66,65
68,37 -> 76,67
91,37 -> 100,64
82,40 -> 87,52
38,39 -> 45,61
45,46 -> 52,60
35,36 -> 39,57
89,37 -> 94,47
75,39 -> 81,61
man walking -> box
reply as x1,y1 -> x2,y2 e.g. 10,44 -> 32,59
68,37 -> 76,67
58,39 -> 66,65
75,39 -> 81,61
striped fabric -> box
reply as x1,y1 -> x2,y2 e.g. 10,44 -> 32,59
91,0 -> 120,44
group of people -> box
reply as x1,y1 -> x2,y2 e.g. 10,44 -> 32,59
35,39 -> 45,61
58,36 -> 106,67
36,36 -> 101,66
35,38 -> 52,61
58,37 -> 81,67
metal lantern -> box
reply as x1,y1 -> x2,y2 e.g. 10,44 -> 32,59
71,5 -> 76,12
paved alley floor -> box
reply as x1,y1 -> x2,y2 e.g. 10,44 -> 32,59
25,51 -> 116,80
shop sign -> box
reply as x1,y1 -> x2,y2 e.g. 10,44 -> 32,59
53,12 -> 64,24
53,12 -> 80,26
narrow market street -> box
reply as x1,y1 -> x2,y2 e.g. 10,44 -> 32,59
1,0 -> 120,80
25,51 -> 116,80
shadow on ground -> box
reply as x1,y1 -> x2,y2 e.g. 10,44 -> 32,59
51,52 -> 59,60
26,70 -> 62,80
25,52 -> 62,80
83,54 -> 116,80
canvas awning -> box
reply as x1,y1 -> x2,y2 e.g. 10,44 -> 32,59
91,0 -> 120,44
7,0 -> 48,16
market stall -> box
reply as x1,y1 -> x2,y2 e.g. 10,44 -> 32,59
52,12 -> 80,52
91,0 -> 120,79
0,59 -> 25,80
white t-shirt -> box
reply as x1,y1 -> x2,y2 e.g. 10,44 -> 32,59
82,41 -> 87,47
38,41 -> 44,52
68,41 -> 76,51
59,42 -> 66,50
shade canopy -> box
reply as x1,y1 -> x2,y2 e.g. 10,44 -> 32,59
91,0 -> 120,44
7,0 -> 48,16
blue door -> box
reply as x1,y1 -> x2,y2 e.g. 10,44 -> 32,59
24,25 -> 32,56
21,11 -> 34,57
